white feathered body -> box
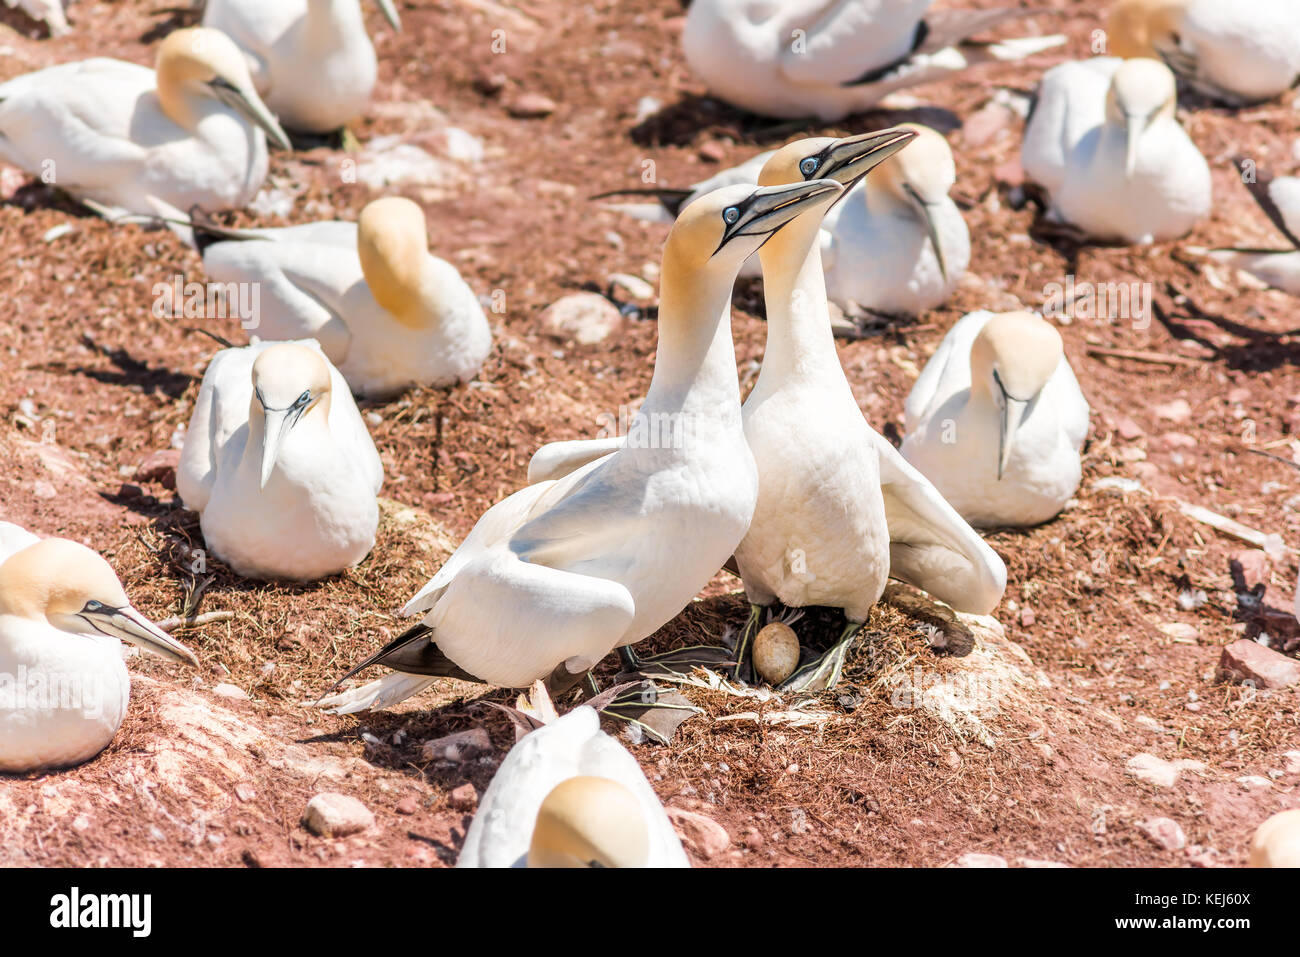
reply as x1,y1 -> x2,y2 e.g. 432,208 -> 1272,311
0,521 -> 40,565
1175,0 -> 1300,104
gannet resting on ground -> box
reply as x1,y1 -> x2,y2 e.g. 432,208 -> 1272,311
1107,0 -> 1300,106
1250,809 -> 1300,867
900,311 -> 1089,528
458,689 -> 687,868
1204,163 -> 1300,295
0,522 -> 41,565
193,197 -> 490,397
317,178 -> 842,713
0,28 -> 290,222
4,0 -> 68,35
0,538 -> 198,772
177,340 -> 383,581
682,0 -> 1064,121
1021,57 -> 1211,244
202,0 -> 401,133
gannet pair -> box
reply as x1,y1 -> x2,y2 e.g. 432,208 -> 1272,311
604,124 -> 968,316
1107,0 -> 1300,106
194,197 -> 491,397
459,688 -> 687,868
900,311 -> 1090,528
178,340 -> 384,581
203,0 -> 401,133
1206,165 -> 1300,296
541,131 -> 1006,690
1021,57 -> 1211,244
682,0 -> 1064,121
318,178 -> 842,712
4,0 -> 68,35
0,531 -> 198,772
0,28 -> 290,222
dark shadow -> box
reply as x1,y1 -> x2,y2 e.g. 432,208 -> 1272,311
0,4 -> 58,37
1228,558 -> 1300,650
1,182 -> 98,217
69,333 -> 195,399
1153,283 -> 1300,373
141,4 -> 201,44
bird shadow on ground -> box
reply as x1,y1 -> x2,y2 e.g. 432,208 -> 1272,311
1154,284 -> 1300,373
0,5 -> 55,37
140,5 -> 201,44
1,183 -> 99,218
69,332 -> 195,399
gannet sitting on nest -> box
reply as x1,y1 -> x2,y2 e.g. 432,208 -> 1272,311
1203,162 -> 1300,295
0,28 -> 290,222
682,0 -> 1064,121
1107,0 -> 1300,106
458,685 -> 687,868
194,197 -> 491,397
900,311 -> 1090,528
203,0 -> 401,134
318,178 -> 843,712
178,340 -> 384,581
1021,57 -> 1211,244
3,0 -> 68,35
0,537 -> 198,772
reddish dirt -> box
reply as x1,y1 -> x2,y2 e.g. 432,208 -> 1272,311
0,0 -> 1297,868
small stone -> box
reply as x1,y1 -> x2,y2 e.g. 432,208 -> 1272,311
1126,753 -> 1206,789
698,140 -> 727,163
1020,607 -> 1036,627
117,483 -> 144,500
507,93 -> 556,118
666,807 -> 730,860
395,796 -> 419,815
540,292 -> 623,345
608,272 -> 655,301
1018,858 -> 1070,868
1158,622 -> 1198,641
741,826 -> 763,850
1218,639 -> 1300,690
448,784 -> 477,812
234,783 -> 256,803
302,793 -> 374,838
1153,398 -> 1192,422
421,728 -> 491,762
1158,432 -> 1197,450
1137,817 -> 1187,851
212,683 -> 249,700
1232,549 -> 1269,585
1115,417 -> 1145,441
1235,775 -> 1272,791
1282,751 -> 1300,775
473,72 -> 507,96
135,449 -> 180,489
951,853 -> 1008,868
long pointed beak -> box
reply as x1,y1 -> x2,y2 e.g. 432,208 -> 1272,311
907,186 -> 948,283
718,179 -> 843,253
87,606 -> 199,667
1124,113 -> 1145,178
213,79 -> 293,151
998,395 -> 1029,480
259,408 -> 293,489
820,127 -> 919,190
373,0 -> 402,31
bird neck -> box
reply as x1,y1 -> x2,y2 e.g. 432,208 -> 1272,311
154,69 -> 201,133
303,0 -> 363,44
756,216 -> 843,383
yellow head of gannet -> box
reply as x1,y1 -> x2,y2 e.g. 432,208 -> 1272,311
250,342 -> 334,488
0,539 -> 198,666
1106,58 -> 1178,177
1249,809 -> 1300,868
969,312 -> 1064,479
356,196 -> 437,330
526,776 -> 651,868
155,27 -> 292,151
1106,0 -> 1186,60
754,127 -> 919,193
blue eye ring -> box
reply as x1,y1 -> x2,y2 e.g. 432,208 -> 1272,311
800,157 -> 819,176
723,207 -> 740,225
297,390 -> 311,405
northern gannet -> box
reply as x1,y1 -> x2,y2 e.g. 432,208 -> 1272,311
0,521 -> 40,565
1249,809 -> 1300,867
1022,57 -> 1211,244
4,0 -> 68,35
194,196 -> 491,398
682,1 -> 1064,121
202,0 -> 401,134
0,28 -> 290,222
731,135 -> 1006,688
1107,0 -> 1300,106
317,178 -> 843,711
177,339 -> 384,581
1205,163 -> 1300,295
458,695 -> 687,868
0,537 -> 198,772
822,122 -> 968,316
900,311 -> 1090,528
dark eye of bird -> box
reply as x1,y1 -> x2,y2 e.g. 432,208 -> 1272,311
297,390 -> 311,405
801,157 -> 819,176
723,207 -> 740,225
82,600 -> 104,613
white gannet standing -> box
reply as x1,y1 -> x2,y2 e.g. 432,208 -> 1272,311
194,196 -> 491,398
730,136 -> 1006,687
822,122 -> 969,316
1205,163 -> 1300,296
458,689 -> 687,868
177,340 -> 384,581
4,0 -> 69,35
1107,0 -> 1300,106
0,537 -> 199,772
1249,809 -> 1300,867
0,27 -> 290,222
900,311 -> 1090,528
202,0 -> 401,133
0,521 -> 41,565
317,179 -> 843,712
1022,57 -> 1211,244
682,1 -> 1064,121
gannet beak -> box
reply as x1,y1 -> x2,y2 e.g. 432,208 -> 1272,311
259,407 -> 294,489
373,0 -> 402,32
906,184 -> 948,283
818,127 -> 919,191
1123,113 -> 1145,178
82,604 -> 199,667
997,391 -> 1029,481
717,179 -> 843,254
210,77 -> 293,151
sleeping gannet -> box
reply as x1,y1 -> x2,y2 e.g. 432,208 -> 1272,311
0,538 -> 198,772
458,698 -> 687,868
1205,163 -> 1300,295
1107,0 -> 1300,106
682,0 -> 1064,121
0,522 -> 40,565
1022,57 -> 1211,244
177,340 -> 384,581
317,178 -> 843,712
194,196 -> 491,397
731,136 -> 1006,688
4,0 -> 69,35
202,0 -> 401,133
900,311 -> 1090,528
0,28 -> 290,222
